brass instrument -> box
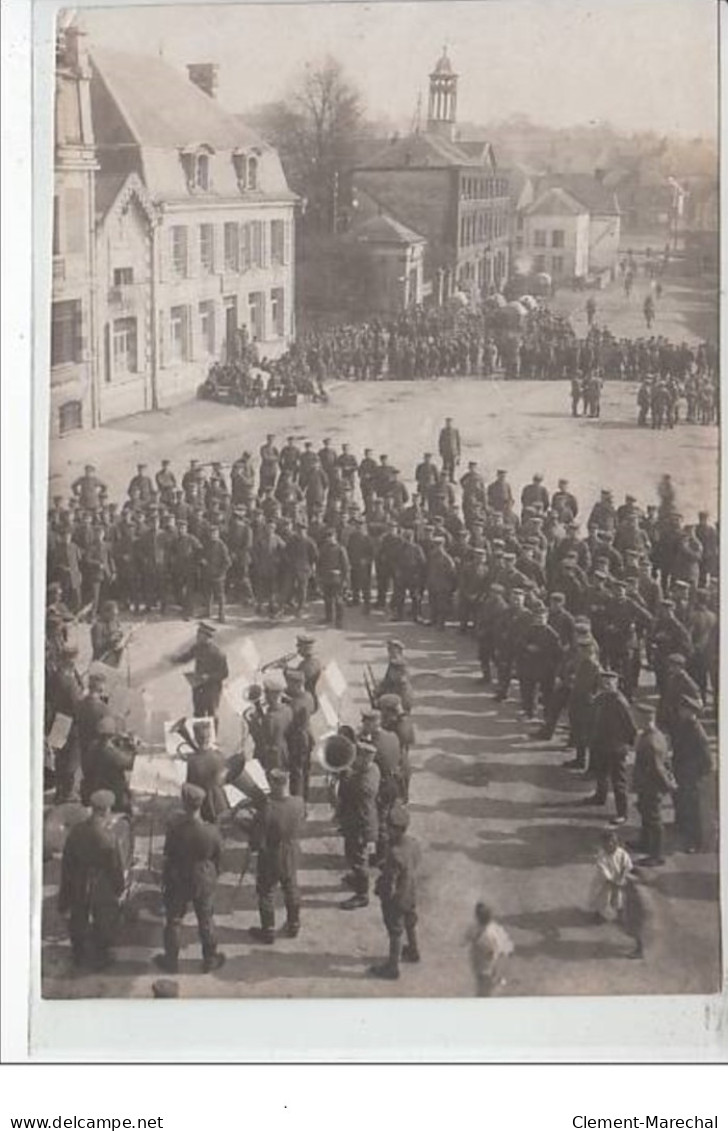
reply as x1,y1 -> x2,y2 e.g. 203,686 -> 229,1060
261,650 -> 299,673
315,731 -> 356,774
169,715 -> 201,757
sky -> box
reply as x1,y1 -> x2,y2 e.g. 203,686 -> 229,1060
78,0 -> 719,137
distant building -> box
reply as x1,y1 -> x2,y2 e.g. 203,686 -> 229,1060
351,50 -> 511,304
515,171 -> 620,281
682,177 -> 718,276
50,21 -> 99,437
87,48 -> 296,422
343,211 -> 426,313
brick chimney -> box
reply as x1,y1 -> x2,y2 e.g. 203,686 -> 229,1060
187,63 -> 219,98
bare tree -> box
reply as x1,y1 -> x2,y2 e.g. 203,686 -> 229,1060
248,56 -> 367,233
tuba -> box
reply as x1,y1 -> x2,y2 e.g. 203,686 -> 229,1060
170,716 -> 201,756
315,731 -> 356,774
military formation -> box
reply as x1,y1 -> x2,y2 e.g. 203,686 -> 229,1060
45,412 -> 718,985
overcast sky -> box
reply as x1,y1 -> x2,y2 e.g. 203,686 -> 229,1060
80,0 -> 719,137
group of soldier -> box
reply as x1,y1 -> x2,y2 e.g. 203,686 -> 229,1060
46,414 -> 718,985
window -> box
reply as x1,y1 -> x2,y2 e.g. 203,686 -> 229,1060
52,195 -> 61,256
51,300 -> 82,367
196,154 -> 210,191
534,229 -> 547,247
199,301 -> 216,356
251,220 -> 264,267
59,400 -> 83,435
170,305 -> 189,362
113,267 -> 134,286
270,219 -> 285,265
113,317 -> 138,374
551,255 -> 564,276
271,288 -> 285,337
248,156 -> 258,190
170,226 -> 188,278
534,254 -> 546,273
224,222 -> 239,272
232,152 -> 247,189
64,188 -> 85,254
200,224 -> 215,274
248,291 -> 264,341
552,229 -> 565,248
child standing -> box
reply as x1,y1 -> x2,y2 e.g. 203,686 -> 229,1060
466,902 -> 514,997
588,830 -> 633,921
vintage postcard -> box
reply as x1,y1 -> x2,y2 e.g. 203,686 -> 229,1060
33,0 -> 723,1042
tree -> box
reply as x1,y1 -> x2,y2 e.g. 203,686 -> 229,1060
248,56 -> 367,233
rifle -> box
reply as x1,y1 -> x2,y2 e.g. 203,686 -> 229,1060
363,663 -> 378,708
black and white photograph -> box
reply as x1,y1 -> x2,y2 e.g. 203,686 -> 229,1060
38,0 -> 721,1012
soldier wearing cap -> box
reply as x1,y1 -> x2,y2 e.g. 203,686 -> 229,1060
337,741 -> 380,910
155,459 -> 177,506
58,789 -> 126,970
296,634 -> 322,709
518,605 -> 562,721
370,803 -> 421,980
647,601 -> 692,695
521,474 -> 550,515
375,645 -> 414,715
603,579 -> 653,701
259,435 -> 280,493
46,638 -> 84,800
90,600 -> 125,667
551,479 -> 579,522
284,669 -> 315,806
128,463 -> 155,505
252,674 -> 290,777
186,719 -> 228,824
437,417 -> 461,482
318,527 -> 350,628
487,469 -> 514,514
71,464 -> 107,512
172,622 -> 229,724
475,583 -> 508,685
392,526 -> 426,623
199,524 -> 231,624
425,534 -> 457,630
582,671 -> 636,824
670,694 -> 714,853
632,703 -> 674,866
156,782 -> 225,974
347,515 -> 375,613
360,709 -> 405,862
494,588 -> 532,702
249,769 -> 305,944
81,711 -> 136,815
378,693 -> 415,801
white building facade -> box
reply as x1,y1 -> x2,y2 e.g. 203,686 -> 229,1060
88,49 -> 296,423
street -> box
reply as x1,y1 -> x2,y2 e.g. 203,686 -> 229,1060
42,360 -> 720,1000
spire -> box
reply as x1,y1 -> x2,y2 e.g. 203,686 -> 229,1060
427,48 -> 458,142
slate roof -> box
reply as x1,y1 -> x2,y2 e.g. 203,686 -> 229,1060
90,47 -> 266,151
525,186 -> 587,217
538,173 -> 620,215
348,213 -> 426,245
355,130 -> 483,170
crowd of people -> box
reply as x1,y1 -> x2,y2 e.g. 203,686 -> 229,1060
45,419 -> 719,987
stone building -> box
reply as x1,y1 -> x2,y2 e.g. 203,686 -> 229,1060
87,48 -> 297,422
344,211 -> 425,314
351,50 -> 511,304
50,21 -> 99,437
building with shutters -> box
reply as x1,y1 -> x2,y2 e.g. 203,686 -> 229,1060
87,47 -> 296,422
50,21 -> 99,437
350,50 -> 511,306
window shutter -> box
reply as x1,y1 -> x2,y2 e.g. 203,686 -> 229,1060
187,305 -> 195,361
158,309 -> 165,369
284,219 -> 292,266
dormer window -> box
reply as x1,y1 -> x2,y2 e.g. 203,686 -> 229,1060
179,145 -> 214,193
248,156 -> 258,190
233,149 -> 261,193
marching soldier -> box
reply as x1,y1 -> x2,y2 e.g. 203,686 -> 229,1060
359,708 -> 405,864
375,645 -> 414,715
379,693 -> 415,802
249,769 -> 304,944
370,804 -> 421,980
155,782 -> 225,975
58,789 -> 126,970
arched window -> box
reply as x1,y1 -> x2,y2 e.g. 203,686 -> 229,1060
196,153 -> 210,191
232,151 -> 247,189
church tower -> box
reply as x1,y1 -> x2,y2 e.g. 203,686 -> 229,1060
427,48 -> 458,142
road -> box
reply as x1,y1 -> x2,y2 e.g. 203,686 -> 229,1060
42,374 -> 720,1000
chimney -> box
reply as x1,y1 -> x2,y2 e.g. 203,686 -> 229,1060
187,63 -> 219,99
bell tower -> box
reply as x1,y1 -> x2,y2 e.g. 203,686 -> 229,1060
427,48 -> 458,142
